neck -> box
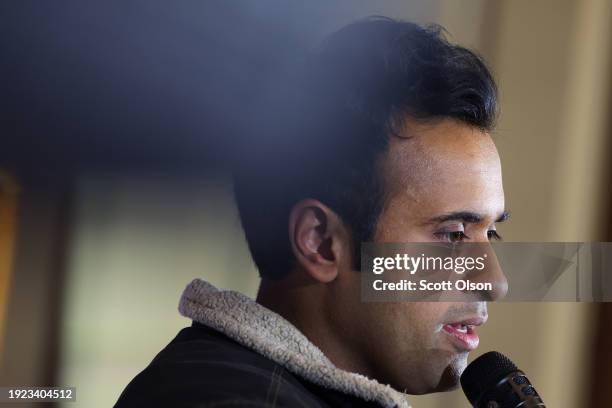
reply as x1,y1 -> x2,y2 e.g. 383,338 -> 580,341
256,275 -> 373,377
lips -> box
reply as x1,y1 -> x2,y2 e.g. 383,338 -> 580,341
442,316 -> 486,351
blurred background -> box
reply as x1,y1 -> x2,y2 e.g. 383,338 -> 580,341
1,1 -> 611,407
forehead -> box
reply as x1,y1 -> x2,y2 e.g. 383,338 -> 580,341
381,119 -> 504,216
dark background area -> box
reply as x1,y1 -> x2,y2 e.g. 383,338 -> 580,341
1,1 -> 288,174
2,1 -> 409,178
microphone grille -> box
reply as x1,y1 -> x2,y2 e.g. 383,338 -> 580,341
460,351 -> 518,405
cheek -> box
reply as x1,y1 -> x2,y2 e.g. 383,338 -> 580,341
383,302 -> 449,344
408,303 -> 448,334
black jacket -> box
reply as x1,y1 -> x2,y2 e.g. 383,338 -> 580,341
115,322 -> 388,408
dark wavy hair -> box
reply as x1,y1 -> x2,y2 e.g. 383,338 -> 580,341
233,17 -> 498,279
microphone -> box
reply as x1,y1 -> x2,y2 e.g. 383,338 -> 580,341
460,351 -> 545,408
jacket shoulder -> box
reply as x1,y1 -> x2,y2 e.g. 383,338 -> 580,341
114,323 -> 326,408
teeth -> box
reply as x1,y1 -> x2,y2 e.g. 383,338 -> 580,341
445,323 -> 475,334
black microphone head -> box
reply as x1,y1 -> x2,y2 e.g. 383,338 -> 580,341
461,351 -> 545,407
461,351 -> 518,404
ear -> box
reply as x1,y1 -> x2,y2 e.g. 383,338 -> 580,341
288,199 -> 350,283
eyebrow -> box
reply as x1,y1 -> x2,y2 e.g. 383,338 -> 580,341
427,210 -> 510,224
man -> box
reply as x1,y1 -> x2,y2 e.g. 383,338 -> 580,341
116,17 -> 507,407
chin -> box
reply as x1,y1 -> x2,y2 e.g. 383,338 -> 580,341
435,353 -> 468,392
393,352 -> 468,395
420,351 -> 469,393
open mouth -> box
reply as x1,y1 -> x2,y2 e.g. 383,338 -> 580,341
442,318 -> 485,351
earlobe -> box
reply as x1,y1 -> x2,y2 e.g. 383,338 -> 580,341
289,200 -> 344,283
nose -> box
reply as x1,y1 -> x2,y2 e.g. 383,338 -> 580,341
464,242 -> 508,301
482,245 -> 508,301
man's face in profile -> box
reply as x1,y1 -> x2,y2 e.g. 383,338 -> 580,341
333,118 -> 507,394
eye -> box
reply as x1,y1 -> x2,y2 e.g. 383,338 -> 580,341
435,231 -> 468,243
487,230 -> 502,241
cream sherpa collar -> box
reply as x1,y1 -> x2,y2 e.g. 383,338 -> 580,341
178,278 -> 410,408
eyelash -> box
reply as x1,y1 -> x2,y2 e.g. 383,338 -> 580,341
488,230 -> 503,241
435,230 -> 503,242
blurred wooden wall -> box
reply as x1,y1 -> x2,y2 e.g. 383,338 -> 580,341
0,175 -> 72,405
0,171 -> 19,360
